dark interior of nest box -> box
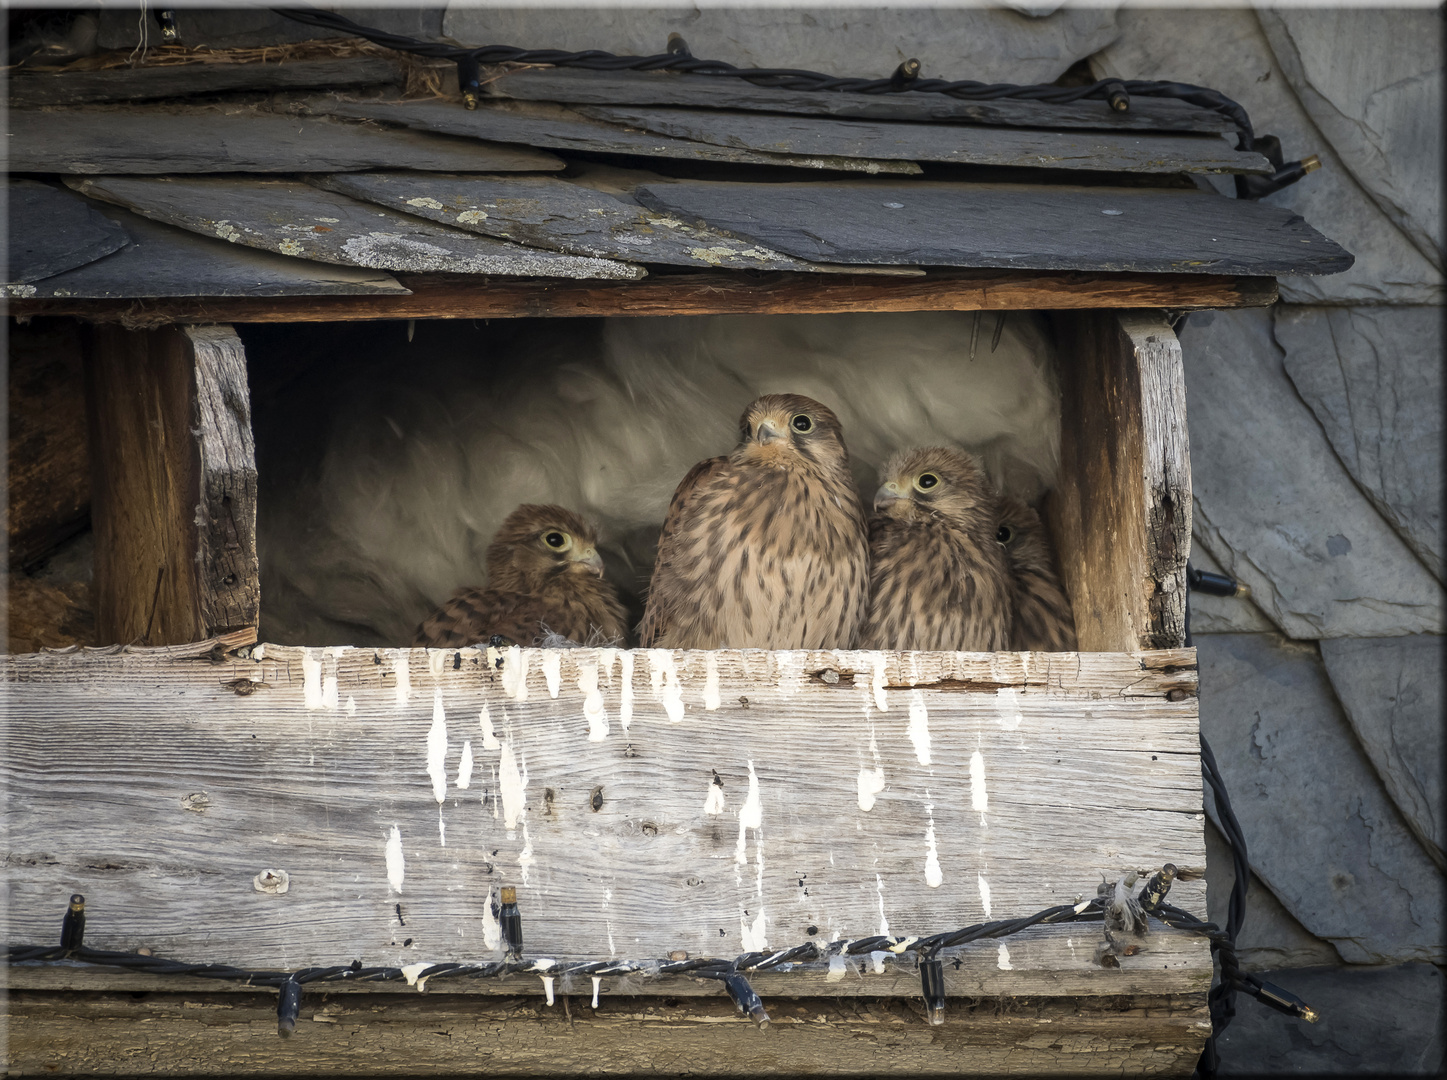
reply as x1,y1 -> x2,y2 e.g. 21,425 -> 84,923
8,307 -> 1186,656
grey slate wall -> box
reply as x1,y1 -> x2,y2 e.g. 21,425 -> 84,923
1094,8 -> 1445,1073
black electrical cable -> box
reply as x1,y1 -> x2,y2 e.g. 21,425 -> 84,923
269,5 -> 1260,151
1185,564 -> 1267,1078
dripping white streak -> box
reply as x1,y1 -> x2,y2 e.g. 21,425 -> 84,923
923,813 -> 943,888
456,740 -> 474,789
703,653 -> 721,710
857,766 -> 885,812
736,761 -> 762,865
997,943 -> 1013,970
541,975 -> 555,1005
394,651 -> 411,706
619,651 -> 635,732
385,825 -> 405,893
426,689 -> 448,803
872,655 -> 889,711
322,672 -> 339,711
876,875 -> 890,937
501,647 -> 528,701
302,649 -> 323,709
482,889 -> 502,950
427,649 -> 446,678
540,651 -> 562,699
591,976 -> 602,1008
907,691 -> 931,765
579,662 -> 608,742
995,686 -> 1023,731
977,873 -> 992,919
479,705 -> 500,750
970,751 -> 989,815
649,649 -> 684,722
498,742 -> 527,829
704,776 -> 726,815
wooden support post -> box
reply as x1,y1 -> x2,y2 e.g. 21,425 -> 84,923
82,324 -> 258,645
1045,311 -> 1191,652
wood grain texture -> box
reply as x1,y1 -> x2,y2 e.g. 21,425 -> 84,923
5,179 -> 130,283
6,270 -> 1279,327
6,57 -> 406,107
313,171 -> 828,273
324,99 -> 921,175
189,326 -> 260,636
2,990 -> 1210,1076
3,643 -> 1206,991
68,176 -> 645,280
7,107 -> 565,174
80,325 -> 259,645
488,66 -> 1237,133
2,203 -> 408,301
7,320 -> 90,568
633,180 -> 1355,276
1045,312 -> 1191,652
578,106 -> 1271,175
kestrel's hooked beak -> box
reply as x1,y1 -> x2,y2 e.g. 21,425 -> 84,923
755,418 -> 786,446
573,546 -> 605,577
874,480 -> 908,512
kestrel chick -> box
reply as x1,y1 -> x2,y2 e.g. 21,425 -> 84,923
859,447 -> 1012,652
639,393 -> 868,650
414,505 -> 628,648
996,494 -> 1077,652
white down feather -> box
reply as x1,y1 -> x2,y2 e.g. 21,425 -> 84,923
256,311 -> 1060,645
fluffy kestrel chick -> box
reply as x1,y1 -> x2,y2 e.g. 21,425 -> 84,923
859,447 -> 1012,652
996,494 -> 1077,652
414,505 -> 628,648
639,393 -> 868,650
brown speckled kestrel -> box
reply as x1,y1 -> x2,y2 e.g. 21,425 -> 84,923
414,504 -> 628,647
996,493 -> 1077,652
859,447 -> 1012,652
639,393 -> 868,650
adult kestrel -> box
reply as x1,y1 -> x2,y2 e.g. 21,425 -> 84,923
639,393 -> 868,650
414,504 -> 628,647
996,494 -> 1077,652
859,447 -> 1012,652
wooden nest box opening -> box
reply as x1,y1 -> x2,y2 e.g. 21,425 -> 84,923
4,49 -> 1355,1076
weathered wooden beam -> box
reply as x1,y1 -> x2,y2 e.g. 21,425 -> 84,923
4,643 -> 1205,979
8,269 -> 1278,326
2,990 -> 1210,1076
81,324 -> 258,644
1045,312 -> 1191,652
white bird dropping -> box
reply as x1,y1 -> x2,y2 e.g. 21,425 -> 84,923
385,826 -> 405,893
426,690 -> 448,803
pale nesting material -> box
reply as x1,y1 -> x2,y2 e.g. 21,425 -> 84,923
258,312 -> 1060,645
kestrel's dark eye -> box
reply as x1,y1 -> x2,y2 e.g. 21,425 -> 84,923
791,414 -> 813,433
996,524 -> 1014,545
915,472 -> 939,491
545,532 -> 567,548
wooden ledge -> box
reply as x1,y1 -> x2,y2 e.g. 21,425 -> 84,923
6,269 -> 1278,326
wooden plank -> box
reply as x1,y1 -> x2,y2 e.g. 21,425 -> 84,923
313,171 -> 845,273
189,327 -> 261,637
3,203 -> 408,300
633,180 -> 1356,276
67,177 -> 646,281
3,645 -> 1206,983
4,270 -> 1279,327
6,107 -> 566,174
2,990 -> 1209,1076
81,325 -> 259,645
325,99 -> 921,175
579,105 -> 1271,175
6,57 -> 405,107
1046,312 -> 1191,652
488,65 -> 1238,134
7,319 -> 90,568
5,179 -> 130,283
